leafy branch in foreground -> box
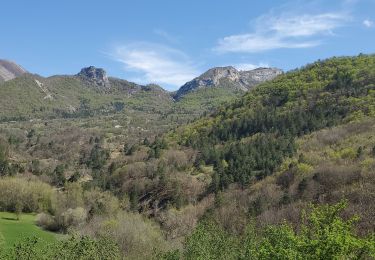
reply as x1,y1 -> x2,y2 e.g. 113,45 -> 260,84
160,201 -> 375,260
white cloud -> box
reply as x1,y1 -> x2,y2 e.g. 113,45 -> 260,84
234,62 -> 270,71
112,42 -> 199,87
153,29 -> 179,43
363,19 -> 374,28
214,12 -> 349,53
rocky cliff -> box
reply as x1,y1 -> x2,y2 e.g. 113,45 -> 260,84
174,66 -> 282,99
77,66 -> 110,89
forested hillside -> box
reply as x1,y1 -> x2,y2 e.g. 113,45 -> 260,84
176,54 -> 375,187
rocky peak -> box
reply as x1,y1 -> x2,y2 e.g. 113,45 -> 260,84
77,66 -> 110,88
199,66 -> 240,85
174,66 -> 282,99
0,59 -> 27,82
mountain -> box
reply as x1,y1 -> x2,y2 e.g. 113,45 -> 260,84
0,59 -> 27,82
0,61 -> 280,122
174,66 -> 282,100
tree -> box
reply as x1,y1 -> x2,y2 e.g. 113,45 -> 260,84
143,137 -> 150,146
52,164 -> 65,186
184,220 -> 239,260
0,140 -> 9,175
79,97 -> 92,117
86,145 -> 109,170
14,201 -> 22,220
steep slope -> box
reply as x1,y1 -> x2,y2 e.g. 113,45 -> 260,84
174,66 -> 282,100
0,60 -> 27,82
242,117 -> 375,234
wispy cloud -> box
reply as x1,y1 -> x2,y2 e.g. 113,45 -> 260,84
153,29 -> 180,43
234,62 -> 270,71
112,42 -> 199,87
214,12 -> 349,53
363,19 -> 374,28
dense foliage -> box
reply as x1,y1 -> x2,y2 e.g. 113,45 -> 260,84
162,202 -> 375,259
0,236 -> 121,260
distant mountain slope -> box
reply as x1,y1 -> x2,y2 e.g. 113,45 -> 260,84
174,66 -> 282,100
0,60 -> 27,82
0,66 -> 174,121
0,62 -> 281,122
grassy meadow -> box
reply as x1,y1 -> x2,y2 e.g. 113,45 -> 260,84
0,212 -> 57,248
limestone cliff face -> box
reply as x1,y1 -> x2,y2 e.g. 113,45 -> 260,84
0,60 -> 27,82
174,66 -> 282,99
77,66 -> 110,89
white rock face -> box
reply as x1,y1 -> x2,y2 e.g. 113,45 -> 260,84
0,60 -> 27,82
174,66 -> 282,99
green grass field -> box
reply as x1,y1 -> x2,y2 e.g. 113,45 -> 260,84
0,212 -> 58,248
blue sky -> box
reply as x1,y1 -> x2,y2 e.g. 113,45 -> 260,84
1,0 -> 374,90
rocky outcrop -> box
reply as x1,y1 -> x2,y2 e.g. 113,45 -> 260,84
174,66 -> 282,99
0,59 -> 27,82
239,67 -> 283,87
77,66 -> 110,89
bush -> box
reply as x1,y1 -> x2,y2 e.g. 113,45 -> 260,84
84,188 -> 120,217
39,207 -> 88,232
59,207 -> 87,231
36,213 -> 57,231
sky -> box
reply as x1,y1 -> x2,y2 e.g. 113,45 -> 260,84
1,0 -> 375,90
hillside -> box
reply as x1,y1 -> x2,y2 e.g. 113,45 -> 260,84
0,68 -> 176,121
175,54 -> 375,184
89,54 -> 375,234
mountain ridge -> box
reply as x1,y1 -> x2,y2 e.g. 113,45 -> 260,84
174,66 -> 282,99
0,60 -> 280,121
0,59 -> 282,95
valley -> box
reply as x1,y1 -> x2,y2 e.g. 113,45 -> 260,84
0,54 -> 375,259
